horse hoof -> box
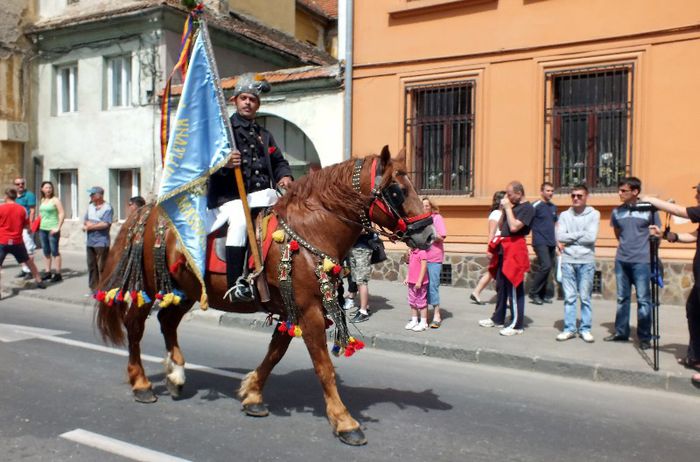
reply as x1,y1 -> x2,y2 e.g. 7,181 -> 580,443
242,402 -> 269,417
166,378 -> 183,398
133,388 -> 157,403
335,428 -> 367,446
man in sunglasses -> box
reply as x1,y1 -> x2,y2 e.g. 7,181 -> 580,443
605,177 -> 660,350
555,184 -> 600,343
13,177 -> 37,280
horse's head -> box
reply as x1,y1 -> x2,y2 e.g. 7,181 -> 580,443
365,146 -> 435,250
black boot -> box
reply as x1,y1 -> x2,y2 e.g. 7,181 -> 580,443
224,246 -> 253,302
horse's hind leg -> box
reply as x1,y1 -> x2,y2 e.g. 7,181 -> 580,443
300,307 -> 367,446
158,302 -> 194,398
124,305 -> 157,403
238,328 -> 293,417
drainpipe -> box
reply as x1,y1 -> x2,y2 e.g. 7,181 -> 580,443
343,0 -> 353,160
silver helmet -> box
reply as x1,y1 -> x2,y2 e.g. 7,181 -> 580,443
233,73 -> 271,99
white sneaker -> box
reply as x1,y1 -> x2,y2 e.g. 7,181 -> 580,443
499,327 -> 524,336
580,331 -> 595,343
412,322 -> 428,332
343,299 -> 355,310
556,331 -> 576,342
478,319 -> 503,328
405,319 -> 419,330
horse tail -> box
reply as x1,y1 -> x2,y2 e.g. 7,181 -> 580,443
94,219 -> 132,345
94,205 -> 154,346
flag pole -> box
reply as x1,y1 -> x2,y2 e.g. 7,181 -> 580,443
199,22 -> 263,275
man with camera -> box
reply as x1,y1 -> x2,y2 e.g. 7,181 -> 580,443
605,177 -> 661,350
641,183 -> 700,384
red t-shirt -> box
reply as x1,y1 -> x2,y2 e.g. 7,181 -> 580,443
0,202 -> 28,245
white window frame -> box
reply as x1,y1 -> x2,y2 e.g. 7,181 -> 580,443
107,54 -> 132,108
56,64 -> 78,114
112,168 -> 140,221
56,169 -> 79,219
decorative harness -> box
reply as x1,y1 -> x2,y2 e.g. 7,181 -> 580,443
273,157 -> 433,357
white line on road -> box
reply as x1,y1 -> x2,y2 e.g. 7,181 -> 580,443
29,332 -> 246,380
61,428 -> 192,462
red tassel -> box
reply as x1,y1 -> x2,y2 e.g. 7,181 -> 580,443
116,290 -> 124,302
289,240 -> 299,251
277,323 -> 288,333
169,256 -> 186,274
268,146 -> 276,154
344,346 -> 355,357
354,340 -> 365,350
156,292 -> 164,300
95,290 -> 106,302
287,323 -> 296,337
332,264 -> 342,276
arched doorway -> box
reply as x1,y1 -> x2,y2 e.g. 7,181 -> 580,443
258,115 -> 321,178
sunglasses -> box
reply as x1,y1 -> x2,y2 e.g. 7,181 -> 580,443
570,193 -> 585,199
14,182 -> 25,186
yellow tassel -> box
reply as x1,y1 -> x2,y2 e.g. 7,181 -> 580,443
349,336 -> 356,343
322,257 -> 335,272
106,288 -> 119,303
294,326 -> 302,337
161,293 -> 174,308
272,229 -> 285,243
173,295 -> 182,305
137,292 -> 145,308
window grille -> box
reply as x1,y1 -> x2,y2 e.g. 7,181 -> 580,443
405,81 -> 475,195
544,65 -> 633,192
592,270 -> 603,295
440,263 -> 452,285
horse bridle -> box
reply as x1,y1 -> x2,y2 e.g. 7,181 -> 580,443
352,158 -> 433,239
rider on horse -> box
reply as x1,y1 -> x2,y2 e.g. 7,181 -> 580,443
206,74 -> 293,302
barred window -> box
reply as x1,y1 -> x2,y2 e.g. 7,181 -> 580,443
405,81 -> 475,195
544,65 -> 633,191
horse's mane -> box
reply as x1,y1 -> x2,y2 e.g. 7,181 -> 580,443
275,157 -> 372,223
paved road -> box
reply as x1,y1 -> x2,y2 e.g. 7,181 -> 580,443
1,297 -> 699,462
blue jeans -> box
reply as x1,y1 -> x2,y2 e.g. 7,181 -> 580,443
614,260 -> 652,341
38,229 -> 61,257
426,262 -> 442,306
561,262 -> 595,333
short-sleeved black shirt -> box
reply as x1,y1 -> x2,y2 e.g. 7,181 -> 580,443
501,201 -> 535,237
687,205 -> 700,281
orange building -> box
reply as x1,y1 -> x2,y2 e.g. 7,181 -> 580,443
352,0 -> 700,301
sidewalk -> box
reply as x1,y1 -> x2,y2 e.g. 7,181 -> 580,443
3,250 -> 698,396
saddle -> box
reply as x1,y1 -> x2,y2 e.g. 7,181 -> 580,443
205,211 -> 279,303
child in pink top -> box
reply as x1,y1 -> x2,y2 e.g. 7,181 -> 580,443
404,248 -> 429,332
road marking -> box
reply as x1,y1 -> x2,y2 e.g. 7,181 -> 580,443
60,428 -> 191,462
0,322 -> 245,380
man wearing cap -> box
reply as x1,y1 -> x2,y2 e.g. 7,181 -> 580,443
13,177 -> 37,280
642,183 -> 700,384
82,186 -> 113,294
207,74 -> 293,302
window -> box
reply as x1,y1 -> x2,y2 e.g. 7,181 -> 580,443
405,81 -> 475,195
54,169 -> 78,219
110,168 -> 140,220
544,65 -> 633,191
107,55 -> 132,108
56,64 -> 78,114
258,116 -> 320,179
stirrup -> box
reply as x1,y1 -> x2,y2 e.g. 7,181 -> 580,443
223,277 -> 255,303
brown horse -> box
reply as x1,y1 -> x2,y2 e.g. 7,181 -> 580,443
95,146 -> 433,445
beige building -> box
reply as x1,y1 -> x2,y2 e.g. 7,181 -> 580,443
0,1 -> 34,189
352,0 -> 700,300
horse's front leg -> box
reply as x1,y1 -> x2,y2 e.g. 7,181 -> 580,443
124,305 -> 156,403
238,328 -> 293,417
158,302 -> 194,398
300,305 -> 367,446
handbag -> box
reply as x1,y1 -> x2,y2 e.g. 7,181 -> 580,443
30,216 -> 41,233
369,235 -> 387,264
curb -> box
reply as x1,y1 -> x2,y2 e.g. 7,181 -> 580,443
206,312 -> 698,397
12,293 -> 699,397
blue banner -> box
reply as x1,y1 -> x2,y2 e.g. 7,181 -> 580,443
157,29 -> 231,306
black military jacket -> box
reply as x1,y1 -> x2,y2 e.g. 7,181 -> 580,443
207,112 -> 293,209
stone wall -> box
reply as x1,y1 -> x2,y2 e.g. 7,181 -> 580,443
372,251 -> 694,305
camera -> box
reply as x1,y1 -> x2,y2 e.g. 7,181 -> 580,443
628,201 -> 657,212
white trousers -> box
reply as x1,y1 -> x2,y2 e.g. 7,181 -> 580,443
22,228 -> 36,253
207,188 -> 278,247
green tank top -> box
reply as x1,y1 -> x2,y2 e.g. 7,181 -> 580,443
39,200 -> 59,230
